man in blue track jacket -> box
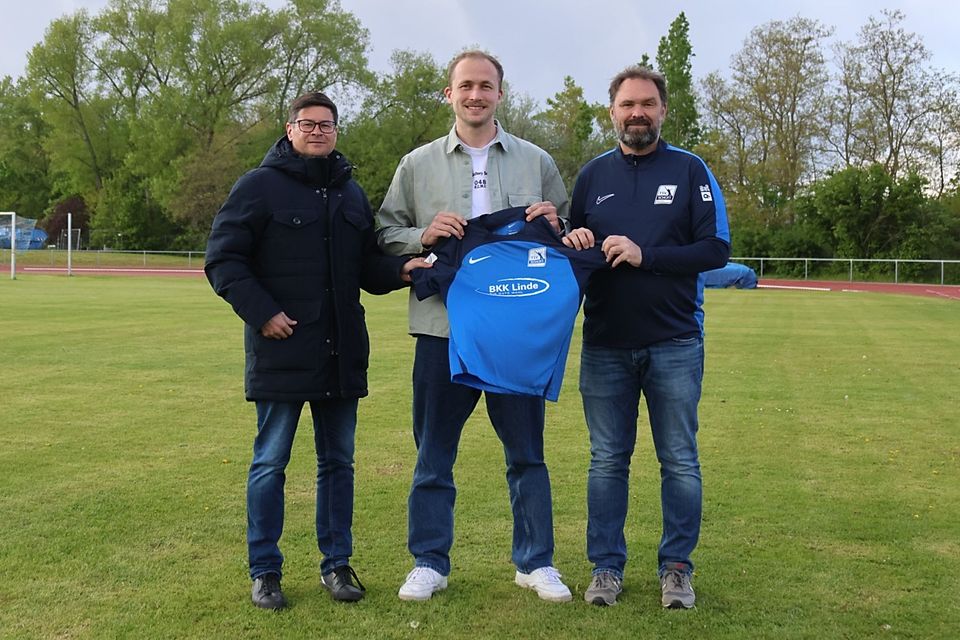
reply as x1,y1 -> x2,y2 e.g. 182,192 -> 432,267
563,66 -> 730,608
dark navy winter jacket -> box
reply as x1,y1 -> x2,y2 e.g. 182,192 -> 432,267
205,137 -> 407,401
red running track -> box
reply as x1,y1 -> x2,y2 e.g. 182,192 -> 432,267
759,279 -> 960,300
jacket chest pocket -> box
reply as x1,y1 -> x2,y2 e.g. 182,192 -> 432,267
262,208 -> 325,255
269,208 -> 321,232
340,202 -> 371,232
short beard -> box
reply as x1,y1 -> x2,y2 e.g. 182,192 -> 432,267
616,120 -> 660,152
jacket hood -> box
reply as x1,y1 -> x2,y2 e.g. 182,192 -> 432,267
259,136 -> 352,187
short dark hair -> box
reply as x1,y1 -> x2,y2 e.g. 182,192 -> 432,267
446,49 -> 504,89
608,66 -> 668,106
288,92 -> 338,125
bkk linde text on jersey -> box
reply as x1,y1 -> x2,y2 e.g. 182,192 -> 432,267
479,277 -> 550,297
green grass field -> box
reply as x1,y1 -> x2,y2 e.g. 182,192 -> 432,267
1,276 -> 957,639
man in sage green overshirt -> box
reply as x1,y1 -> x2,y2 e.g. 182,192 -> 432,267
377,49 -> 573,603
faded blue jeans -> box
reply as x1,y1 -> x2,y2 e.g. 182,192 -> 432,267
580,337 -> 704,578
407,335 -> 555,576
247,398 -> 358,579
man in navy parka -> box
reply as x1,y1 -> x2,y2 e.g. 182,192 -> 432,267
205,91 -> 428,609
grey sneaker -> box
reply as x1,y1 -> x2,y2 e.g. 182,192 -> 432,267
660,563 -> 695,608
584,571 -> 622,606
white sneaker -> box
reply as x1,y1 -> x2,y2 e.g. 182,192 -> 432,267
398,567 -> 448,601
514,566 -> 572,602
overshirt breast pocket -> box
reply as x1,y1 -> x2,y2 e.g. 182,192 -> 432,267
508,194 -> 540,208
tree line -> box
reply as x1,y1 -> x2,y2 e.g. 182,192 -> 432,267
1,1 -> 958,262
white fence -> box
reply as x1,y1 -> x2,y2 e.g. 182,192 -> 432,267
732,257 -> 960,285
0,249 -> 206,270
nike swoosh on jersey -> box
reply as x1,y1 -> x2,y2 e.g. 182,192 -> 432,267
596,193 -> 615,205
467,255 -> 492,265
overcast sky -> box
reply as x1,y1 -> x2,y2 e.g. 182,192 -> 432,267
3,0 -> 958,107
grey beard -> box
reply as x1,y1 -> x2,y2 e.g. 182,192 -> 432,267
617,123 -> 659,151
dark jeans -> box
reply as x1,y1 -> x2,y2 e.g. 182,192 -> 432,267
580,338 -> 704,578
408,335 -> 555,576
247,398 -> 358,579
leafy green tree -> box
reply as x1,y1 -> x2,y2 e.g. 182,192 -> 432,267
495,80 -> 546,146
269,0 -> 375,123
920,78 -> 960,198
701,16 -> 833,221
93,0 -> 169,116
166,138 -> 248,248
933,190 -> 960,259
656,12 -> 700,149
810,165 -> 929,258
22,0 -> 376,248
830,10 -> 944,182
537,76 -> 606,190
0,77 -> 53,216
91,165 -> 178,249
26,11 -> 123,194
142,0 -> 374,243
338,50 -> 449,208
150,0 -> 279,150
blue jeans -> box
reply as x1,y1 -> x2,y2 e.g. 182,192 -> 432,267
408,335 -> 555,576
247,398 -> 358,579
580,338 -> 704,578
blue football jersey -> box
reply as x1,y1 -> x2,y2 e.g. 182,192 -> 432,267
412,207 -> 607,401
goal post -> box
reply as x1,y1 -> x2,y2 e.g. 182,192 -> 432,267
1,212 -> 14,280
1,212 -> 43,279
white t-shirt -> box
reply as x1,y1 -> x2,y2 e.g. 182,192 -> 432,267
460,139 -> 494,219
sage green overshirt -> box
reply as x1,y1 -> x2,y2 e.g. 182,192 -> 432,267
377,123 -> 569,338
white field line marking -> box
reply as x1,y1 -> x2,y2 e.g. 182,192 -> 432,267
24,267 -> 203,274
928,290 -> 960,300
758,284 -> 831,292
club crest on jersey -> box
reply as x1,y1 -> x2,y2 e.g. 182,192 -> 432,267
654,185 -> 677,205
527,246 -> 547,267
699,185 -> 713,202
477,277 -> 551,297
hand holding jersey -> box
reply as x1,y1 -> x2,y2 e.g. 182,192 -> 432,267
524,201 -> 561,233
600,235 -> 643,267
421,212 -> 468,247
563,228 -> 644,268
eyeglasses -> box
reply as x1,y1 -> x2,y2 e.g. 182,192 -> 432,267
293,119 -> 337,134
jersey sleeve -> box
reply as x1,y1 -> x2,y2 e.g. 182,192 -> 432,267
410,235 -> 461,301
